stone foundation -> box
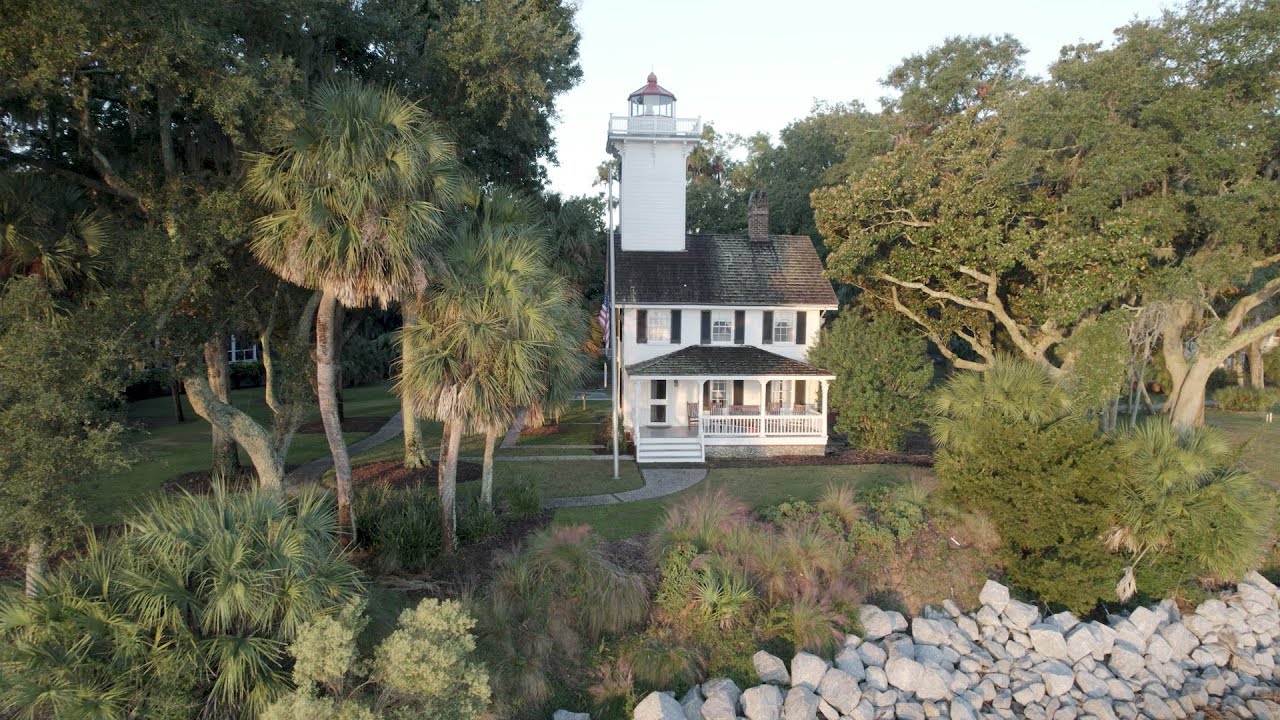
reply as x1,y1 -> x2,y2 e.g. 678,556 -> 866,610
567,573 -> 1280,719
704,444 -> 826,459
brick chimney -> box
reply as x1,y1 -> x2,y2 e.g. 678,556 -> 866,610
748,190 -> 769,241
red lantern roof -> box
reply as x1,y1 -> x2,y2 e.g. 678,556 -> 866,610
628,72 -> 676,101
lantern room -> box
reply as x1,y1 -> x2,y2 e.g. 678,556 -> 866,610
628,72 -> 676,117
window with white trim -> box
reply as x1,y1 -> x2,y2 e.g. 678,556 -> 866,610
772,311 -> 795,343
710,380 -> 729,407
647,309 -> 671,343
711,311 -> 733,343
769,380 -> 791,406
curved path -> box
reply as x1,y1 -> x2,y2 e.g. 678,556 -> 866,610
285,410 -> 695,510
544,468 -> 706,509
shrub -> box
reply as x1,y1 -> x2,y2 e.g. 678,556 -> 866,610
0,487 -> 362,718
356,485 -> 442,572
458,497 -> 504,545
1110,419 -> 1276,601
498,478 -> 543,520
1266,347 -> 1280,387
1214,386 -> 1280,411
265,598 -> 490,720
931,358 -> 1126,614
473,526 -> 648,716
809,310 -> 935,450
229,360 -> 265,387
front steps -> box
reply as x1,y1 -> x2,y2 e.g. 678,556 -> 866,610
636,436 -> 704,464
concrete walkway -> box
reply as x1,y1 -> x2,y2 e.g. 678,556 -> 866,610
285,411 -> 405,484
545,468 -> 706,508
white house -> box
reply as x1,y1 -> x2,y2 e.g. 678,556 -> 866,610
608,74 -> 839,463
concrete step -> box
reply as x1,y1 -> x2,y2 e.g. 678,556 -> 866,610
636,445 -> 705,464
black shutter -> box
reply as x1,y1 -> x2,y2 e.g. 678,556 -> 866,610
671,310 -> 681,344
733,380 -> 744,405
701,311 -> 712,344
734,310 -> 745,344
703,381 -> 711,410
796,311 -> 808,345
795,380 -> 807,408
762,311 -> 774,345
636,309 -> 647,344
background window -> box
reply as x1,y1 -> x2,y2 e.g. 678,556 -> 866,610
773,313 -> 795,343
650,405 -> 667,423
648,310 -> 671,343
650,379 -> 667,400
711,311 -> 733,342
710,380 -> 728,406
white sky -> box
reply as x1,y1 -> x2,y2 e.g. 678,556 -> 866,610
543,0 -> 1174,198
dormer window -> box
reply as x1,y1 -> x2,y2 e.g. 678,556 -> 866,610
711,311 -> 734,343
773,312 -> 795,343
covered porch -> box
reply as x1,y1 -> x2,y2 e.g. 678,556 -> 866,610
626,346 -> 834,461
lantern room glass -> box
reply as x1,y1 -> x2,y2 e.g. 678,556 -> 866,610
630,94 -> 674,117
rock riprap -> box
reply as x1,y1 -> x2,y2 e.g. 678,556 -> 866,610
556,572 -> 1280,719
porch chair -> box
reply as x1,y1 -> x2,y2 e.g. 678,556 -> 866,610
793,403 -> 809,415
687,402 -> 700,431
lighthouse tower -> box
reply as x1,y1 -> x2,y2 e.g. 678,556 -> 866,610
607,73 -> 701,252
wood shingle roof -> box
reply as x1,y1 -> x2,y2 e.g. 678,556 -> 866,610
626,345 -> 834,378
614,235 -> 838,307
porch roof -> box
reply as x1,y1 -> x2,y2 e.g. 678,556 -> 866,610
626,345 -> 834,378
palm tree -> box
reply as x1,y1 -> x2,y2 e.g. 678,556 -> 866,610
0,172 -> 112,296
398,189 -> 589,549
245,80 -> 462,539
1109,418 -> 1275,600
929,354 -> 1074,453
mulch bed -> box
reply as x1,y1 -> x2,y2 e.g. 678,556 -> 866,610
519,423 -> 567,438
710,448 -> 933,469
351,459 -> 482,489
299,415 -> 391,434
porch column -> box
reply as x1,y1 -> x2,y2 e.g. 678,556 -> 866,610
759,379 -> 767,436
820,380 -> 829,435
631,379 -> 640,441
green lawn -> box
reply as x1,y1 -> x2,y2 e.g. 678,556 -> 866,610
515,399 -> 610,447
554,464 -> 915,541
1206,410 -> 1280,485
81,383 -> 396,525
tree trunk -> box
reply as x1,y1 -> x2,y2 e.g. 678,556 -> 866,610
317,291 -> 355,541
1248,339 -> 1266,389
482,426 -> 499,508
24,539 -> 46,598
205,336 -> 242,483
1169,362 -> 1214,431
401,305 -> 429,469
184,368 -> 287,492
438,415 -> 461,553
169,369 -> 186,423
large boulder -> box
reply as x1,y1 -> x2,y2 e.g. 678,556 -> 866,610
755,651 -> 790,685
912,617 -> 953,646
886,655 -> 924,693
782,687 -> 819,720
790,652 -> 830,692
816,667 -> 861,715
1063,624 -> 1099,663
680,687 -> 704,720
1001,600 -> 1040,630
949,696 -> 978,720
701,679 -> 739,720
834,644 -> 866,679
553,711 -> 590,720
1108,642 -> 1146,680
634,692 -> 687,720
1034,660 -> 1074,697
741,685 -> 783,720
859,605 -> 894,640
1026,624 -> 1070,662
979,581 -> 1011,614
914,665 -> 951,701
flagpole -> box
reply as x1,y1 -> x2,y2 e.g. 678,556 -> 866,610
608,162 -> 620,481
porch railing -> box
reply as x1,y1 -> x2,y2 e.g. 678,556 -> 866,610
702,413 -> 823,437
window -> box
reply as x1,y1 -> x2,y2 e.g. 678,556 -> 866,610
770,380 -> 791,406
647,310 -> 671,343
773,312 -> 795,343
710,380 -> 729,407
228,335 -> 259,362
650,379 -> 667,400
711,311 -> 733,343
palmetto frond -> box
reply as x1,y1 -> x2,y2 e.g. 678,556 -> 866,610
930,354 -> 1072,452
1111,418 -> 1276,597
244,81 -> 464,308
